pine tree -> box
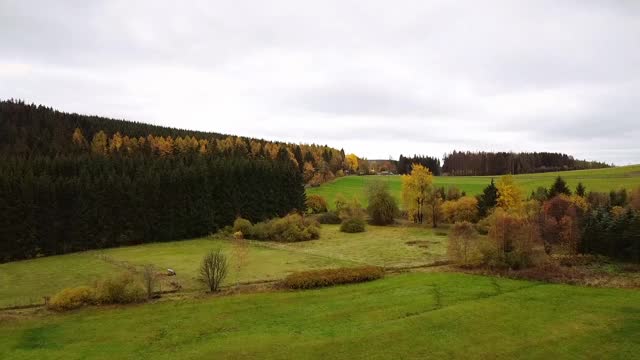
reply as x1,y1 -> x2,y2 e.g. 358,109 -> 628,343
477,179 -> 498,217
549,176 -> 571,198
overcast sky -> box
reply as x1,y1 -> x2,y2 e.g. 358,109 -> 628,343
1,1 -> 639,164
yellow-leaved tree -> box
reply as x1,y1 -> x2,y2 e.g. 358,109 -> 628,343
496,174 -> 522,210
401,164 -> 433,224
346,154 -> 359,172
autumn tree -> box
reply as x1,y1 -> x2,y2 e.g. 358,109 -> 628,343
402,164 -> 433,224
90,130 -> 108,155
448,221 -> 480,267
496,175 -> 522,210
346,154 -> 359,172
541,195 -> 580,254
485,208 -> 542,269
71,128 -> 88,150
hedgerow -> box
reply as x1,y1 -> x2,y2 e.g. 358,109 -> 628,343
281,266 -> 384,289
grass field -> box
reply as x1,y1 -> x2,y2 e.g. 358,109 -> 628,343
308,165 -> 640,208
2,272 -> 639,359
0,225 -> 446,308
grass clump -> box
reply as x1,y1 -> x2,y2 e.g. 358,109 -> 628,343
282,266 -> 384,289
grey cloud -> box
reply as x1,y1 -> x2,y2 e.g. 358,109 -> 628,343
0,0 -> 639,164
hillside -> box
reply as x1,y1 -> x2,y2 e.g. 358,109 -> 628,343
307,165 -> 640,208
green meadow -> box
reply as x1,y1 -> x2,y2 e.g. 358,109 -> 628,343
0,225 -> 446,308
307,165 -> 640,208
2,272 -> 639,359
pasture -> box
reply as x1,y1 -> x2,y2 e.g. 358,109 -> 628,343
0,225 -> 446,308
307,165 -> 640,208
2,272 -> 639,359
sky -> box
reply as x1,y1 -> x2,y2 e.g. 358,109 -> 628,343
1,0 -> 639,165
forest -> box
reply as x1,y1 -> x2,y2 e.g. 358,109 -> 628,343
0,100 -> 324,261
441,150 -> 609,176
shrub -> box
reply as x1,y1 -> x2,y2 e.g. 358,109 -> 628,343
94,273 -> 146,304
282,266 -> 384,289
442,196 -> 479,224
233,217 -> 253,237
447,221 -> 481,267
340,217 -> 366,233
366,180 -> 399,225
48,286 -> 96,311
318,211 -> 341,224
306,194 -> 328,214
446,186 -> 462,201
200,248 -> 229,292
551,254 -> 600,267
268,213 -> 320,242
250,221 -> 272,240
244,214 -> 320,242
337,197 -> 365,221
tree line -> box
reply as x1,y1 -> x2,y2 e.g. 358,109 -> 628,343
0,100 -> 350,185
441,150 -> 609,176
397,155 -> 441,175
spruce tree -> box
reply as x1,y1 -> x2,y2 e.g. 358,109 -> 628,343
549,176 -> 571,198
477,179 -> 498,217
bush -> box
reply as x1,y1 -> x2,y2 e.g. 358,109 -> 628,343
200,248 -> 229,292
306,194 -> 328,214
247,213 -> 320,242
366,180 -> 399,225
233,217 -> 253,237
318,211 -> 342,224
94,273 -> 146,304
282,266 -> 384,289
48,286 -> 96,311
448,221 -> 481,267
442,196 -> 479,223
340,217 -> 366,233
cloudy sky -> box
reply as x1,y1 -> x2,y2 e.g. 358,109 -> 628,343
1,1 -> 639,164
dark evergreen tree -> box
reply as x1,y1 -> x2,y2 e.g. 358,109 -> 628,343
477,179 -> 498,217
575,182 -> 586,197
548,176 -> 571,198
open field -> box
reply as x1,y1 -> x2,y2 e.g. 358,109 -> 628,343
308,165 -> 640,208
2,272 -> 639,359
0,225 -> 446,308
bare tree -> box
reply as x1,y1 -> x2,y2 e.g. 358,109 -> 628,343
142,264 -> 157,299
200,248 -> 228,292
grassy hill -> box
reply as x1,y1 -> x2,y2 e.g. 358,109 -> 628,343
2,272 -> 639,359
308,165 -> 640,208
